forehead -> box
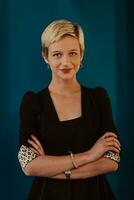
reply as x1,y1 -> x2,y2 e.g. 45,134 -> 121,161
48,36 -> 80,52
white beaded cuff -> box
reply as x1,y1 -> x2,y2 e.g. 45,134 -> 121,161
104,151 -> 120,163
18,145 -> 38,170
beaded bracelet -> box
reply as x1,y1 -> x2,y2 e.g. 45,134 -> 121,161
64,170 -> 71,179
104,151 -> 120,163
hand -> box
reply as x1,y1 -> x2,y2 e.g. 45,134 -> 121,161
28,135 -> 45,156
87,132 -> 121,162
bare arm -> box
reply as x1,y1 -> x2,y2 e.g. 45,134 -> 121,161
51,157 -> 118,179
20,132 -> 120,177
24,151 -> 89,177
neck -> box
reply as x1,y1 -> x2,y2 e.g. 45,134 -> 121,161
48,77 -> 81,96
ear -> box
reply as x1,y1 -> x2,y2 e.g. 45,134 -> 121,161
80,55 -> 83,62
42,54 -> 49,64
80,51 -> 84,61
44,58 -> 49,64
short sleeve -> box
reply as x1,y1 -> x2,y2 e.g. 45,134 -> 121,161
18,91 -> 38,171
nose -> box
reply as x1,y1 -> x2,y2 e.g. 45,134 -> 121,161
61,55 -> 71,67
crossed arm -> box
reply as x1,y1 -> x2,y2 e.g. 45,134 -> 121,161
52,157 -> 118,179
18,132 -> 121,179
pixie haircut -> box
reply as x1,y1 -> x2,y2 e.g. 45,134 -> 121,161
41,19 -> 85,58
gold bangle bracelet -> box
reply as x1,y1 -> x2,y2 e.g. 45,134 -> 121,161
70,151 -> 78,169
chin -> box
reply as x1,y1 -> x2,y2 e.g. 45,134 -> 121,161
59,74 -> 76,80
58,71 -> 77,79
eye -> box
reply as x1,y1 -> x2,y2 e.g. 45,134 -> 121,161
52,53 -> 62,58
69,52 -> 78,56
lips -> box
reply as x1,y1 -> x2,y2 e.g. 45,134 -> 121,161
60,68 -> 72,73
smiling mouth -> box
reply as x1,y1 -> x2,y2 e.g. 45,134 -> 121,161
60,68 -> 72,73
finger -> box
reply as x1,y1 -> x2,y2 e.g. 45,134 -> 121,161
105,137 -> 121,146
105,144 -> 120,153
107,146 -> 120,153
107,140 -> 121,149
31,135 -> 44,152
29,147 -> 39,155
104,132 -> 117,138
31,135 -> 42,147
28,139 -> 45,155
28,139 -> 42,153
100,132 -> 118,140
107,141 -> 121,151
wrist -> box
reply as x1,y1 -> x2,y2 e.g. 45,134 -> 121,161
69,151 -> 78,169
84,150 -> 96,163
73,151 -> 91,167
64,170 -> 71,179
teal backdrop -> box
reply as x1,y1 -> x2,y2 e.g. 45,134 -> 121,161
0,0 -> 133,199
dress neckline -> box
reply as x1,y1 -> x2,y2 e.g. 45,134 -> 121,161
46,84 -> 84,123
60,116 -> 82,123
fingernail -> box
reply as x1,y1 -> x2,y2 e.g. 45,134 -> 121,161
31,135 -> 35,138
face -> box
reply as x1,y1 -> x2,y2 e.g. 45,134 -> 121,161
44,36 -> 82,81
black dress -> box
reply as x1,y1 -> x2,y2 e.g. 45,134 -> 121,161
19,85 -> 117,200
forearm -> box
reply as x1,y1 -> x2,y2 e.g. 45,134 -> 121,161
22,132 -> 120,177
71,157 -> 118,179
52,157 -> 118,179
24,151 -> 90,177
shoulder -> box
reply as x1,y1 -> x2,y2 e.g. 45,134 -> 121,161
83,85 -> 108,97
21,91 -> 36,100
82,85 -> 111,106
21,87 -> 48,101
82,85 -> 113,115
20,87 -> 48,109
20,91 -> 35,105
36,87 -> 48,97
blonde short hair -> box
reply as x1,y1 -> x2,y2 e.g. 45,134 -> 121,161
41,19 -> 84,57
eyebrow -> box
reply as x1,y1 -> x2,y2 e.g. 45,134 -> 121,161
51,49 -> 79,54
69,49 -> 79,51
51,51 -> 61,54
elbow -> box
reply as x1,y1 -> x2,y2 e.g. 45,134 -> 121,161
24,170 -> 30,176
23,162 -> 34,176
23,165 -> 32,176
110,161 -> 119,172
114,163 -> 119,171
22,156 -> 41,176
103,157 -> 119,173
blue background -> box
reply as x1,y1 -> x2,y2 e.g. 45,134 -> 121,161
0,0 -> 133,199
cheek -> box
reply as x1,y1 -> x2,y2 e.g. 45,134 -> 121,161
49,59 -> 58,66
75,59 -> 81,67
49,61 -> 60,71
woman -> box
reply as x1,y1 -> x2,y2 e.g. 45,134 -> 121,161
18,19 -> 121,200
